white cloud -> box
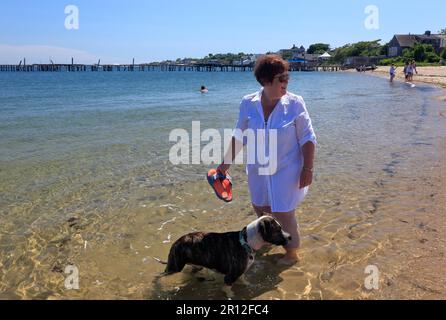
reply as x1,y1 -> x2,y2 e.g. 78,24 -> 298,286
0,44 -> 102,64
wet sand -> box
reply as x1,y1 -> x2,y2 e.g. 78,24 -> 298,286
353,66 -> 446,91
343,69 -> 446,298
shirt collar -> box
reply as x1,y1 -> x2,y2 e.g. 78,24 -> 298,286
252,89 -> 290,114
252,89 -> 262,102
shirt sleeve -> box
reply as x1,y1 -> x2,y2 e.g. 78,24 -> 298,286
232,99 -> 249,144
295,98 -> 317,147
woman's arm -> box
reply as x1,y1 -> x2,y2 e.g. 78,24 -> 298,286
218,136 -> 244,173
300,141 -> 315,189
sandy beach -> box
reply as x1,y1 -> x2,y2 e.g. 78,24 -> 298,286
344,67 -> 446,298
356,66 -> 446,91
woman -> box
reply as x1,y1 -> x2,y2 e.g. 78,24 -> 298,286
217,55 -> 317,265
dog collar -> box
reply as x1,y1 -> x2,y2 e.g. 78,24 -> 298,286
239,229 -> 255,255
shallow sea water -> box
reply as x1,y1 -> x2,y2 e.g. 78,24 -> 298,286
0,71 -> 445,299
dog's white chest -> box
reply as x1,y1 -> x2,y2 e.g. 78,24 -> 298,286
245,254 -> 255,272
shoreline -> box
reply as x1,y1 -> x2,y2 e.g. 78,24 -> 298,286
349,67 -> 446,299
345,66 -> 446,93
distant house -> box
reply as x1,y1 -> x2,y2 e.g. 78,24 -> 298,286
388,31 -> 446,57
279,44 -> 306,60
205,59 -> 222,66
232,55 -> 257,66
180,58 -> 198,65
303,53 -> 320,62
280,45 -> 322,63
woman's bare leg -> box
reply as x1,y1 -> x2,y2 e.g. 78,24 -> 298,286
252,204 -> 300,265
272,210 -> 300,265
252,204 -> 272,218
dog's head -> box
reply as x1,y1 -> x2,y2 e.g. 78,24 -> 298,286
257,216 -> 291,246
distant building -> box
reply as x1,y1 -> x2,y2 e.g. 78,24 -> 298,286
319,52 -> 332,60
345,56 -> 385,68
206,59 -> 222,65
279,44 -> 306,60
303,53 -> 320,62
181,58 -> 198,65
388,31 -> 446,57
279,45 -> 335,70
232,54 -> 257,66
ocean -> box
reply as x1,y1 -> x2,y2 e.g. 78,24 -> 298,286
1,71 -> 445,299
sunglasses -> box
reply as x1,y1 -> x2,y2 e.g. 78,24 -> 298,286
274,73 -> 290,83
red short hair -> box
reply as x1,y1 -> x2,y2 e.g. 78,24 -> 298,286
254,55 -> 289,86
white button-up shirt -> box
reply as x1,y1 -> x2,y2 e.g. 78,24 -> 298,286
233,90 -> 317,213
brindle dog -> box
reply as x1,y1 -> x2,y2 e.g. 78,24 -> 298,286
164,216 -> 291,286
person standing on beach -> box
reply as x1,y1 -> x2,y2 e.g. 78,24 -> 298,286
389,64 -> 397,82
408,62 -> 414,82
217,55 -> 317,265
411,60 -> 418,81
403,61 -> 410,82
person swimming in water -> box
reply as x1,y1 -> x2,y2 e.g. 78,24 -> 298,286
200,86 -> 208,93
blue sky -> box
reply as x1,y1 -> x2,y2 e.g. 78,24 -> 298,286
0,0 -> 445,64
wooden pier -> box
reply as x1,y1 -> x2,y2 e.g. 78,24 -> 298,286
289,63 -> 344,72
0,61 -> 344,73
0,63 -> 256,72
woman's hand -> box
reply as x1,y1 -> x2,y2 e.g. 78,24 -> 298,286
299,167 -> 313,189
217,163 -> 231,174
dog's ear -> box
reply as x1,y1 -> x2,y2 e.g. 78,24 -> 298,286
258,218 -> 272,238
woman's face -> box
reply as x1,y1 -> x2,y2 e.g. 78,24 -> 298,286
264,72 -> 289,99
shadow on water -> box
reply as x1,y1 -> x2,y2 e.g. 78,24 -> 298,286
413,85 -> 438,93
146,254 -> 291,300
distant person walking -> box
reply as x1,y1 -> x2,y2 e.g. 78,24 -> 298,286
389,64 -> 397,82
403,61 -> 410,82
410,60 -> 418,81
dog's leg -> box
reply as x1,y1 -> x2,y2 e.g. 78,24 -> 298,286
223,263 -> 246,286
165,248 -> 186,274
222,285 -> 235,299
190,265 -> 204,274
238,274 -> 250,286
224,270 -> 244,286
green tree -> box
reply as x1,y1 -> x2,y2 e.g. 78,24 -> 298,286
441,49 -> 446,60
307,43 -> 330,54
438,28 -> 446,35
380,43 -> 389,56
413,44 -> 425,61
281,51 -> 293,60
413,43 -> 439,62
330,40 -> 385,63
403,48 -> 415,61
425,52 -> 440,63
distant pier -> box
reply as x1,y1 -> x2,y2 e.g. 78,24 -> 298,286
289,64 -> 344,72
0,61 -> 345,73
0,63 -> 256,72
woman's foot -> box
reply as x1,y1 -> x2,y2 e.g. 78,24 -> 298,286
256,245 -> 273,256
277,251 -> 299,266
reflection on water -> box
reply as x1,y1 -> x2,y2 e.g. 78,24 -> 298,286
0,72 -> 445,299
